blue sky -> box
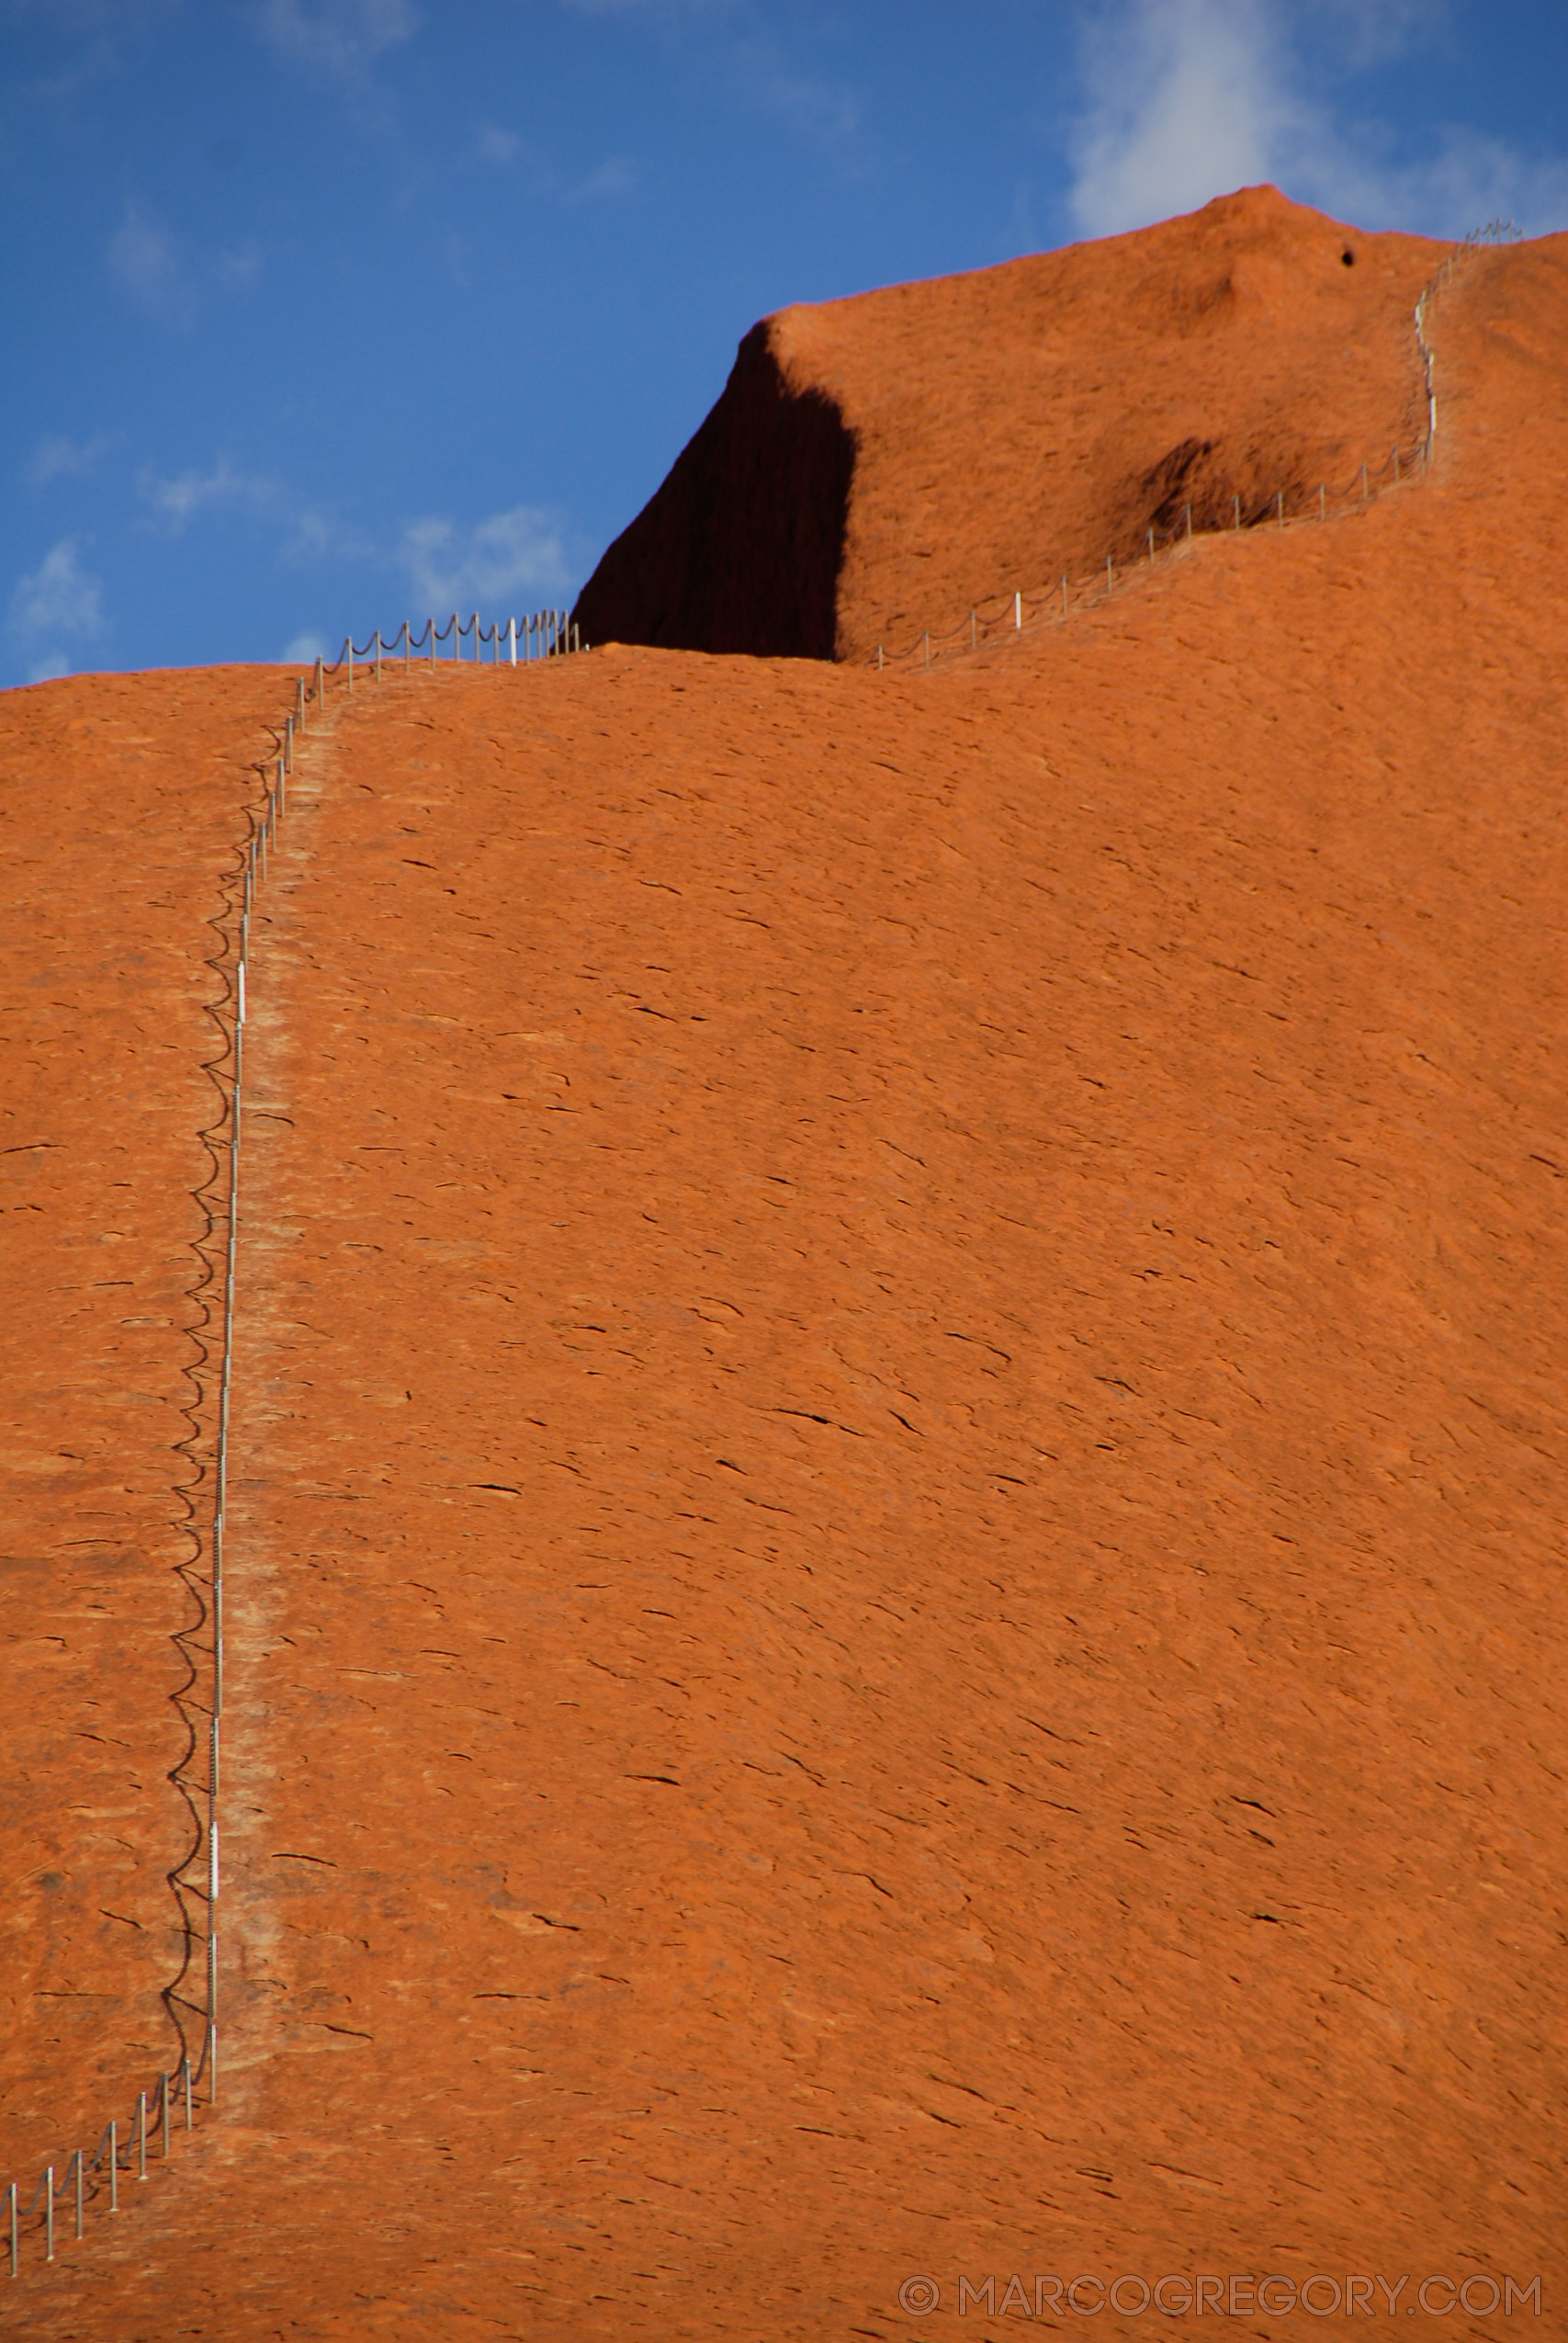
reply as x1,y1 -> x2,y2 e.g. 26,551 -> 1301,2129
5,0 -> 1566,688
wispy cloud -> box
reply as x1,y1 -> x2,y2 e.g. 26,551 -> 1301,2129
8,538 -> 105,678
254,0 -> 420,80
556,3 -> 857,153
216,241 -> 265,289
282,628 -> 330,662
474,120 -> 521,165
1066,0 -> 1568,243
568,155 -> 637,201
732,36 -> 859,147
395,506 -> 571,612
126,451 -> 573,628
559,0 -> 738,17
107,202 -> 265,320
137,455 -> 278,532
107,201 -> 191,320
1067,0 -> 1289,238
27,433 -> 109,488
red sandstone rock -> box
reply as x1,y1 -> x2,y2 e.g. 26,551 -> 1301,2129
576,187 -> 1449,665
4,216 -> 1567,2339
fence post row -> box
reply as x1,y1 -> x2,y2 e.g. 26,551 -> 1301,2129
317,609 -> 585,683
876,243 -> 1459,674
9,598 -> 588,2260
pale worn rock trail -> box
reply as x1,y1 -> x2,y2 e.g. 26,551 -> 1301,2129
3,219 -> 1566,2337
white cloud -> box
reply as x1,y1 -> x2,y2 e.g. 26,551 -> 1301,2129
137,456 -> 276,532
216,241 -> 265,288
256,0 -> 419,80
559,0 -> 737,17
733,37 -> 858,146
282,629 -> 329,662
1066,0 -> 1568,243
475,121 -> 520,165
107,201 -> 191,320
1309,124 -> 1568,244
395,506 -> 570,613
1068,0 -> 1286,238
568,155 -> 637,201
107,204 -> 264,319
8,539 -> 105,676
27,433 -> 109,487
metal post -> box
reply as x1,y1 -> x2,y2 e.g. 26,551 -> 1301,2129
73,2152 -> 83,2238
1185,504 -> 1191,542
1233,493 -> 1241,530
573,622 -> 581,653
403,622 -> 411,671
6,2180 -> 15,2276
314,654 -> 324,708
1319,483 -> 1325,520
876,644 -> 883,671
509,617 -> 516,667
346,641 -> 354,691
137,2095 -> 147,2180
183,2056 -> 193,2129
1393,446 -> 1400,484
1359,462 -> 1368,501
44,2169 -> 53,2262
284,717 -> 293,773
1106,554 -> 1113,592
922,631 -> 930,669
295,674 -> 304,728
107,2124 -> 118,2213
161,2074 -> 171,2158
451,613 -> 459,662
470,612 -> 479,662
1147,527 -> 1155,560
1061,574 -> 1067,617
1013,590 -> 1021,630
375,630 -> 383,683
1277,489 -> 1284,527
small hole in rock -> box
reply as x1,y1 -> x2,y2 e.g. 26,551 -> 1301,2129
1341,248 -> 1355,266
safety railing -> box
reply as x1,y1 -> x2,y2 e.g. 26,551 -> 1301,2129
4,610 -> 593,2281
6,2064 -> 197,2276
869,241 -> 1474,677
4,678 -> 304,2280
325,606 -> 581,680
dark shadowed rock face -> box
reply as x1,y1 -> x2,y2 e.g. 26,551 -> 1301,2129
573,321 -> 854,661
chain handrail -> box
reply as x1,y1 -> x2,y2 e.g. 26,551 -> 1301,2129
5,623 -> 589,2281
324,607 -> 582,678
